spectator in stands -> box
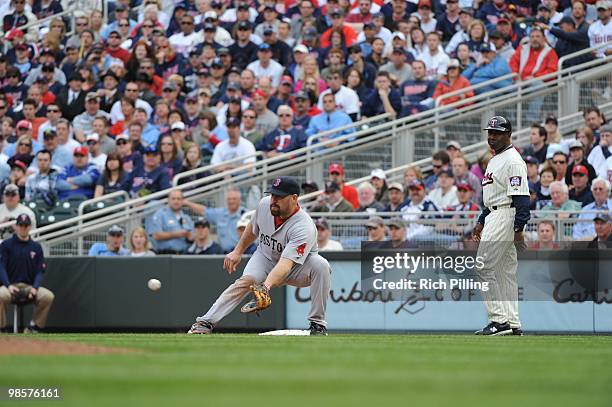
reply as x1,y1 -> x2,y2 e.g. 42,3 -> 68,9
344,67 -> 371,103
370,169 -> 389,206
566,140 -> 597,185
545,115 -> 562,144
292,91 -> 320,131
451,156 -> 482,203
251,89 -> 279,136
256,106 -> 307,158
427,168 -> 459,209
551,151 -> 569,182
183,188 -> 247,253
538,181 -> 582,217
445,8 -> 473,55
318,70 -> 361,121
55,73 -> 86,122
569,165 -> 595,207
436,0 -> 461,43
147,189 -> 194,255
0,184 -> 36,238
36,129 -> 71,170
488,30 -> 514,62
384,218 -> 415,249
88,225 -> 130,256
306,93 -> 354,142
379,48 -> 414,86
583,106 -> 606,142
536,166 -> 556,202
346,45 -> 377,89
522,124 -> 549,165
525,155 -> 540,185
25,150 -> 59,206
589,1 -> 612,59
210,117 -> 257,172
55,119 -> 80,162
400,179 -> 439,238
315,218 -> 343,251
321,8 -> 358,48
432,59 -> 474,106
573,178 -> 612,240
239,108 -> 264,146
399,60 -> 435,117
461,43 -> 513,94
2,160 -> 27,199
72,92 -> 111,141
366,216 -> 386,242
311,181 -> 355,213
0,214 -> 53,334
424,150 -> 451,191
130,146 -> 171,198
128,227 -> 155,257
94,152 -> 133,198
184,217 -> 223,255
531,220 -> 560,250
403,166 -> 424,188
57,146 -> 100,200
588,124 -> 611,178
540,16 -> 591,69
86,133 -> 107,172
246,43 -> 284,88
447,182 -> 480,213
509,27 -> 559,123
236,216 -> 257,255
361,71 -> 402,118
357,181 -> 385,212
421,32 -> 450,80
157,133 -> 182,179
385,182 -> 408,211
588,213 -> 612,248
328,163 -> 359,209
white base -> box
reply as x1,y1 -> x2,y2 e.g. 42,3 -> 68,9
258,329 -> 310,336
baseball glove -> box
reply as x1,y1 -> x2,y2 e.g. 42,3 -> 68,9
240,284 -> 271,313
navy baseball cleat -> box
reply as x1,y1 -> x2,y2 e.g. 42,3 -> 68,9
309,322 -> 328,336
187,320 -> 213,334
512,327 -> 524,336
475,321 -> 512,336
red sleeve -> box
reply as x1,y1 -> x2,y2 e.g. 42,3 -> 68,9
534,49 -> 559,78
320,30 -> 331,48
343,185 -> 360,209
432,82 -> 444,101
344,26 -> 358,46
509,46 -> 521,75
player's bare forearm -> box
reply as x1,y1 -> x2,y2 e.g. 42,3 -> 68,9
264,257 -> 294,289
233,221 -> 257,255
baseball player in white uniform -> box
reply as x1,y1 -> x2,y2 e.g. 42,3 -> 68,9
472,116 -> 531,336
188,176 -> 332,335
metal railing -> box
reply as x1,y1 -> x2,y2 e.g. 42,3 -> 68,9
172,152 -> 264,186
30,44 -> 612,254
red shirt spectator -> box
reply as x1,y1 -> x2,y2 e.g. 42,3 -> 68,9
509,28 -> 558,81
432,60 -> 474,106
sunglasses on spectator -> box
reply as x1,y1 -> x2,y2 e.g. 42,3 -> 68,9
553,160 -> 566,164
181,21 -> 193,25
74,153 -> 87,157
116,140 -> 128,145
47,108 -> 60,113
3,191 -> 17,197
87,140 -> 98,145
143,24 -> 154,28
18,142 -> 32,146
76,22 -> 88,26
8,74 -> 20,78
278,113 -> 291,117
366,226 -> 380,230
0,104 -> 6,109
119,23 -> 129,27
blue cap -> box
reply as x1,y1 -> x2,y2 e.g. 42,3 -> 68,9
258,43 -> 271,51
144,145 -> 158,154
265,176 -> 300,197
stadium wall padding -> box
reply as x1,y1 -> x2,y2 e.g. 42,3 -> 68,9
32,256 -> 286,331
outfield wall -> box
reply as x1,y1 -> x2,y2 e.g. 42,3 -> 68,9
9,253 -> 611,332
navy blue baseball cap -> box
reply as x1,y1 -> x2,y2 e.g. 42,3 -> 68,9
144,145 -> 159,154
16,213 -> 32,226
265,176 -> 300,197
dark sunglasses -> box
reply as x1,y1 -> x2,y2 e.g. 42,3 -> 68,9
3,191 -> 18,197
18,142 -> 32,146
553,160 -> 566,164
47,108 -> 60,113
116,140 -> 128,145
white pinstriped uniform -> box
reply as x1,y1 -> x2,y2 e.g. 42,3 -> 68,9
477,145 -> 529,328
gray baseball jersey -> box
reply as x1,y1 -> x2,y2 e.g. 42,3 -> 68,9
482,145 -> 530,208
251,196 -> 319,266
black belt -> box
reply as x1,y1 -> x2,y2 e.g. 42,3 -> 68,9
490,203 -> 515,210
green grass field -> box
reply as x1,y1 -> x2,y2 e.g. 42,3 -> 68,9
1,334 -> 611,407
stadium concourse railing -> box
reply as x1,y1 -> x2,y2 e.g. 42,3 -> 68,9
306,210 -> 610,250
30,47 -> 611,254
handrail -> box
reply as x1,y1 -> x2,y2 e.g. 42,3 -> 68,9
305,113 -> 392,146
172,151 -> 264,187
435,73 -> 518,107
11,9 -> 76,35
30,52 -> 612,243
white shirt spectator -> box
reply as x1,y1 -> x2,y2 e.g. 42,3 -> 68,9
356,26 -> 392,44
109,98 -> 153,124
246,59 -> 285,88
588,18 -> 612,58
211,137 -> 257,166
420,47 -> 450,80
318,86 -> 361,116
588,144 -> 612,177
319,239 -> 343,251
427,186 -> 459,208
169,31 -> 204,57
90,153 -> 107,172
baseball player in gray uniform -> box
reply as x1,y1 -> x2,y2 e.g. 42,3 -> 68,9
472,116 -> 531,336
188,176 -> 332,335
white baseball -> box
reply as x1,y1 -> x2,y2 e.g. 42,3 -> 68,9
147,278 -> 162,291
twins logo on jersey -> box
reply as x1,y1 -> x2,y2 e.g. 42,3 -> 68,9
260,233 -> 284,253
482,173 -> 494,187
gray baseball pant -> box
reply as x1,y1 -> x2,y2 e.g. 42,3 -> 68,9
197,250 -> 331,326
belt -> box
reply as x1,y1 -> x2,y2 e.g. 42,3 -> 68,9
489,203 -> 515,210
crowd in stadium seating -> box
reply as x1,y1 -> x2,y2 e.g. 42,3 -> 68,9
0,0 -> 610,254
